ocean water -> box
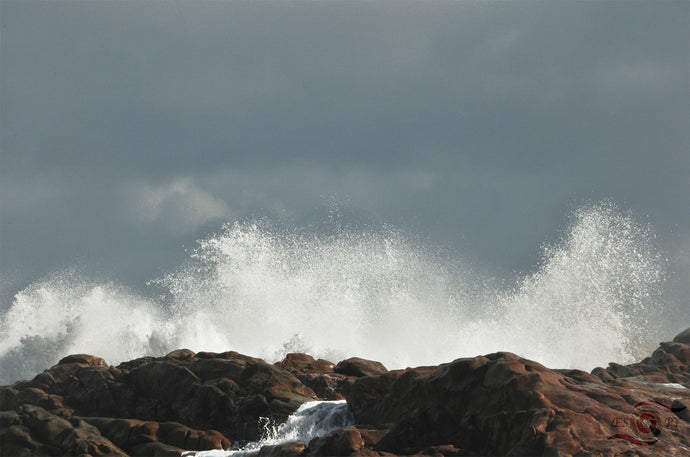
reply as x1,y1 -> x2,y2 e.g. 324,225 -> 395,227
0,202 -> 671,385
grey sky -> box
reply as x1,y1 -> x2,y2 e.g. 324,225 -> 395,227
1,0 -> 688,311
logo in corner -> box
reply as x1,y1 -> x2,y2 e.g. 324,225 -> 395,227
608,400 -> 686,446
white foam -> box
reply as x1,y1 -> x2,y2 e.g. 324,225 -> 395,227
0,203 -> 666,384
183,400 -> 354,456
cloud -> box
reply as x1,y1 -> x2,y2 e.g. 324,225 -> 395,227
0,0 -> 687,292
123,178 -> 232,236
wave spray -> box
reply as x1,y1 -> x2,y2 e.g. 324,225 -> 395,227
0,202 -> 665,384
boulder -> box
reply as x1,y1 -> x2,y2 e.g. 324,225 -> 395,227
335,358 -> 388,377
672,327 -> 690,344
0,405 -> 127,457
3,333 -> 688,457
306,426 -> 366,456
258,440 -> 307,457
343,346 -> 690,456
276,353 -> 316,372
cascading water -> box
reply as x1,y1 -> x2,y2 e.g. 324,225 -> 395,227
181,401 -> 354,456
0,202 -> 667,385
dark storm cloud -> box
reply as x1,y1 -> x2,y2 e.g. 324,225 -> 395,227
1,1 -> 688,293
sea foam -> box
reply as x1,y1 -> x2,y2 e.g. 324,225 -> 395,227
0,202 -> 666,385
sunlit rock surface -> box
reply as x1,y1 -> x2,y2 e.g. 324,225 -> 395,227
1,329 -> 688,456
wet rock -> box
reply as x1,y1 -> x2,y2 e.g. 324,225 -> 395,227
297,372 -> 348,401
306,426 -> 366,456
258,440 -> 307,457
241,362 -> 317,405
3,336 -> 688,457
345,344 -> 690,457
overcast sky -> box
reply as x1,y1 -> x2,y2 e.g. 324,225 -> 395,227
1,1 -> 688,305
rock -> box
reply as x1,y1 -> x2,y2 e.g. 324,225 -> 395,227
0,386 -> 63,411
129,441 -> 185,456
344,370 -> 405,425
343,347 -> 690,456
335,358 -> 388,377
310,359 -> 336,373
258,440 -> 307,456
276,353 -> 316,372
673,327 -> 690,344
165,349 -> 196,360
19,404 -> 74,445
1,348 -> 326,452
58,354 -> 108,367
78,417 -> 159,449
241,362 -> 317,405
0,405 -> 127,456
0,424 -> 43,456
189,358 -> 246,382
306,426 -> 366,456
62,417 -> 128,456
4,336 -> 688,457
297,372 -> 348,401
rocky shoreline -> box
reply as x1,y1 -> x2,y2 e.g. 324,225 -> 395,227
1,329 -> 688,456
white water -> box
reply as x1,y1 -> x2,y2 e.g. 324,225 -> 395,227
0,202 -> 667,384
182,400 -> 354,456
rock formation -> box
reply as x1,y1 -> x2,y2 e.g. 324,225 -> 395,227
1,330 -> 688,456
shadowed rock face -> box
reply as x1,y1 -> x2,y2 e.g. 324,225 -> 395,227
1,330 -> 688,456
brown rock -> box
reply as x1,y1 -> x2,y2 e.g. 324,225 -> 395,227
356,427 -> 389,448
673,327 -> 690,344
276,353 -> 316,372
343,347 -> 690,457
310,359 -> 336,373
58,354 -> 108,367
306,426 -> 365,456
258,440 -> 307,456
297,372 -> 348,401
19,404 -> 73,445
62,417 -> 128,456
241,362 -> 316,405
0,424 -> 43,456
165,349 -> 196,360
335,358 -> 388,377
79,417 -> 159,449
190,358 -> 247,382
0,386 -> 63,411
129,441 -> 184,456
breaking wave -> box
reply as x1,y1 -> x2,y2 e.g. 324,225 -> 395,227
0,202 -> 667,384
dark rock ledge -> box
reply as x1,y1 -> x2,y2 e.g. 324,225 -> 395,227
1,330 -> 688,456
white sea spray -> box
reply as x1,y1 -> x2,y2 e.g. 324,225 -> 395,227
0,203 -> 667,384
